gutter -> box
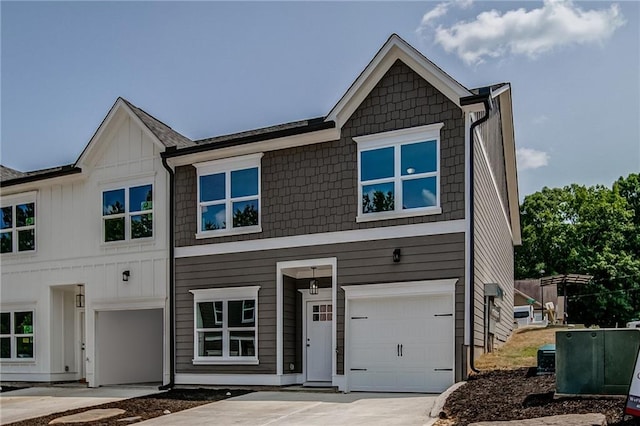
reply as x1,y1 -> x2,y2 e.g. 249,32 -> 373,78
460,93 -> 491,374
159,156 -> 175,391
0,165 -> 82,188
161,119 -> 335,158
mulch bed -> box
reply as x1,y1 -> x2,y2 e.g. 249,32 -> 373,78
6,388 -> 251,425
439,368 -> 639,425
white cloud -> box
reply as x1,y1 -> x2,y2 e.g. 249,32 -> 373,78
517,148 -> 550,170
430,0 -> 625,65
418,0 -> 474,29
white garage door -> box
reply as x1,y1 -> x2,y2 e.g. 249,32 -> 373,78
348,294 -> 454,393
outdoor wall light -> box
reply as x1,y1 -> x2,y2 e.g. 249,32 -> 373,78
393,248 -> 401,263
309,267 -> 319,295
122,270 -> 130,282
75,285 -> 85,308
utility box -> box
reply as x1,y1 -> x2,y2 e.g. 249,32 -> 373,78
556,329 -> 640,395
537,344 -> 555,375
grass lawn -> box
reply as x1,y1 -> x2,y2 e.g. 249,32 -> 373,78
475,326 -> 559,370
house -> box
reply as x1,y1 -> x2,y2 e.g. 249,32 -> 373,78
161,34 -> 521,393
0,98 -> 195,387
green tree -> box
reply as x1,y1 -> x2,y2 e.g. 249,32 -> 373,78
516,176 -> 640,326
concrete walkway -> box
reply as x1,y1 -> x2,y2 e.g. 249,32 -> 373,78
0,385 -> 160,425
139,391 -> 438,425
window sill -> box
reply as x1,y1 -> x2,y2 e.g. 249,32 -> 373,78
195,226 -> 262,240
192,358 -> 259,365
101,237 -> 155,247
356,206 -> 442,223
1,359 -> 36,364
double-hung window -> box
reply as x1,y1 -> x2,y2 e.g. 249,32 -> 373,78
190,286 -> 260,365
0,310 -> 34,360
195,153 -> 262,238
1,193 -> 36,254
355,123 -> 443,221
102,184 -> 153,242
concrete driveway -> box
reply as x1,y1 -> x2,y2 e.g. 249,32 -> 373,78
139,391 -> 439,426
0,385 -> 160,425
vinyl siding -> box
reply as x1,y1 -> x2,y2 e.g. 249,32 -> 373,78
174,60 -> 466,247
175,232 -> 466,379
473,106 -> 515,351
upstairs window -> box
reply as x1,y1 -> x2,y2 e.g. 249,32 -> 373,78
1,310 -> 34,360
102,184 -> 153,242
195,154 -> 262,238
355,123 -> 443,222
1,195 -> 36,254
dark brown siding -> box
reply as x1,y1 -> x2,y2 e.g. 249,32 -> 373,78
174,60 -> 465,247
175,232 -> 466,380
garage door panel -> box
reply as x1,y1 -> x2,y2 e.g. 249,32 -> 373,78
348,294 -> 454,393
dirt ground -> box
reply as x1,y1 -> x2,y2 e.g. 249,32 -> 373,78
435,368 -> 638,426
5,388 -> 251,426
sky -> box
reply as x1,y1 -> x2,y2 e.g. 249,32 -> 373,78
1,1 -> 638,199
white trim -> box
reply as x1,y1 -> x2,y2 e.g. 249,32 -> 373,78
497,89 -> 521,245
355,207 -> 442,223
327,35 -> 471,128
276,257 -> 337,384
90,297 -> 165,311
190,286 -> 260,365
167,128 -> 341,168
193,153 -> 264,173
0,191 -> 37,206
190,286 -> 261,301
353,123 -> 444,146
0,192 -> 37,255
175,373 -> 302,387
298,288 -> 332,383
342,279 -> 457,299
176,219 -> 465,258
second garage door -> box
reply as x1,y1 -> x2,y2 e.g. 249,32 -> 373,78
348,293 -> 454,393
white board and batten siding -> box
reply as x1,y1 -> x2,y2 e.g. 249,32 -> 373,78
0,108 -> 170,386
343,280 -> 456,393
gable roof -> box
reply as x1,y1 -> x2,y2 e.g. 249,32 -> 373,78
2,98 -> 194,187
120,98 -> 194,149
326,33 -> 473,128
75,97 -> 195,167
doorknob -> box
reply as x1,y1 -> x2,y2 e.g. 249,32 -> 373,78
397,344 -> 400,356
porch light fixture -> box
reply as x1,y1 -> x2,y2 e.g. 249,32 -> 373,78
122,270 -> 130,282
393,248 -> 401,263
75,285 -> 85,308
309,267 -> 319,295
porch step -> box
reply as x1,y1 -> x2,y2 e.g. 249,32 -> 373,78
282,385 -> 339,393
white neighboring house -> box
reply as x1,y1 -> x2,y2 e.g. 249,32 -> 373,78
0,98 -> 193,387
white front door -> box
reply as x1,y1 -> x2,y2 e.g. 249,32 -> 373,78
306,300 -> 332,382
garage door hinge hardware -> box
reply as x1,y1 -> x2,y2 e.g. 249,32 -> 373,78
434,313 -> 453,317
434,368 -> 453,371
351,316 -> 368,319
350,368 -> 367,371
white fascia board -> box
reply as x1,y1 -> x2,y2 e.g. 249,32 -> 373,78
76,99 -> 166,168
167,127 -> 341,168
175,219 -> 465,258
342,278 -> 457,299
498,89 -> 521,245
326,35 -> 471,128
